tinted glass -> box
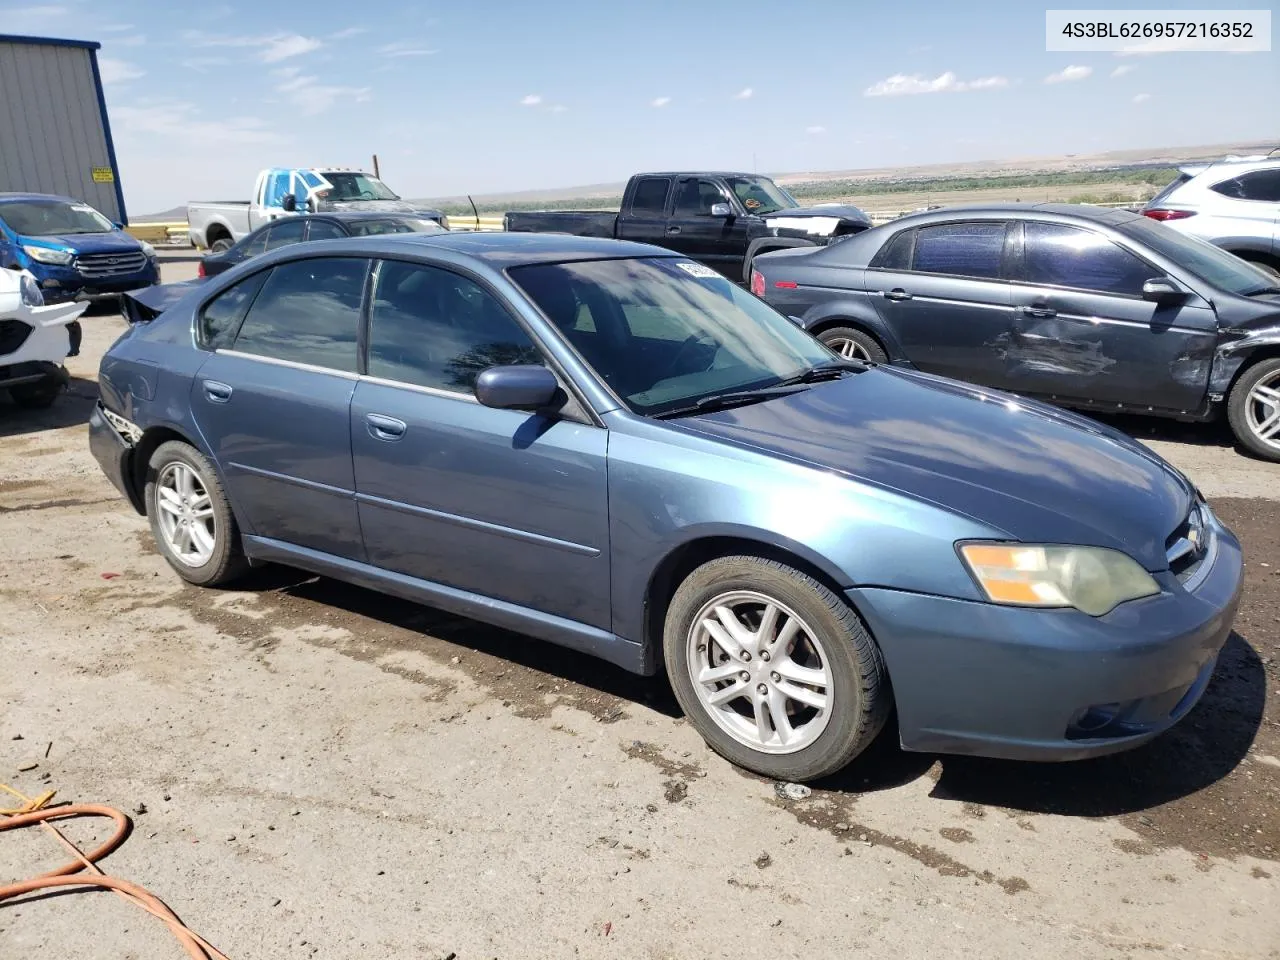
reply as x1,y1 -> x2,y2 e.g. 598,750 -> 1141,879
1024,222 -> 1154,295
1124,217 -> 1278,295
306,220 -> 346,241
242,226 -> 270,257
870,228 -> 913,270
320,172 -> 398,201
1211,170 -> 1280,203
725,176 -> 798,215
673,179 -> 727,217
232,257 -> 367,372
0,200 -> 114,236
912,222 -> 1006,279
1147,172 -> 1192,207
630,178 -> 671,216
200,271 -> 268,350
264,218 -> 307,251
367,261 -> 543,393
510,257 -> 834,416
349,218 -> 444,236
262,171 -> 290,207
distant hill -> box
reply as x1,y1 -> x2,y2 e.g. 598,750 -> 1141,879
132,205 -> 187,223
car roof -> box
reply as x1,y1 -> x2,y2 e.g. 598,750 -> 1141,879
0,192 -> 80,204
888,202 -> 1146,227
633,171 -> 758,179
290,211 -> 431,223
363,231 -> 678,266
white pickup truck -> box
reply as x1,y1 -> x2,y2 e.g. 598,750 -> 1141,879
187,167 -> 448,251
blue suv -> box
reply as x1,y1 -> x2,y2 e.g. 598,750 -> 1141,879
0,193 -> 160,304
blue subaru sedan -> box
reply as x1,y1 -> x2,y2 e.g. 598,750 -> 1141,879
90,233 -> 1243,781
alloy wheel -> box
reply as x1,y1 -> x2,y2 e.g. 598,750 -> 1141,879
1245,369 -> 1280,452
827,337 -> 870,361
155,462 -> 217,567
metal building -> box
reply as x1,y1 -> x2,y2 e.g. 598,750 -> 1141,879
0,34 -> 128,224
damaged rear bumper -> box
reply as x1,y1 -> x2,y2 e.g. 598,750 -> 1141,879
89,401 -> 145,513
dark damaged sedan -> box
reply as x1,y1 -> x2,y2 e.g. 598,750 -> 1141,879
751,204 -> 1280,460
92,233 -> 1243,782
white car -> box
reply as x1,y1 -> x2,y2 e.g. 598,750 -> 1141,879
1,268 -> 88,408
1142,155 -> 1280,277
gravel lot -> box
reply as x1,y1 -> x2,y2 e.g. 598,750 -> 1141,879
2,256 -> 1278,959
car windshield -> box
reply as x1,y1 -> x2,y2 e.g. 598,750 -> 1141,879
0,200 -> 115,236
725,177 -> 799,216
509,256 -> 837,416
348,218 -> 443,236
318,172 -> 399,201
1126,217 -> 1279,296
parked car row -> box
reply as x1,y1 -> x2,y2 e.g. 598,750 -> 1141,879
93,231 -> 1244,783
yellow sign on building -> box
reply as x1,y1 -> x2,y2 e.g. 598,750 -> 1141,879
91,166 -> 115,183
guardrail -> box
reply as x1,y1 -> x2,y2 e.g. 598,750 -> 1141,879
125,221 -> 190,244
448,215 -> 505,232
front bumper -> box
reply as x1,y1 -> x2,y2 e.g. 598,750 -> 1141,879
27,261 -> 161,304
851,516 -> 1243,761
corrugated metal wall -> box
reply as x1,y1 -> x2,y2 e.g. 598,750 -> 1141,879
0,40 -> 122,222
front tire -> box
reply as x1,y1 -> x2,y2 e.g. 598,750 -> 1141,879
1227,357 -> 1280,461
145,440 -> 248,586
664,555 -> 889,782
209,237 -> 233,254
816,325 -> 888,363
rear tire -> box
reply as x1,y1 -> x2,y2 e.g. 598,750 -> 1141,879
1227,357 -> 1280,462
9,377 -> 63,409
816,325 -> 888,363
209,237 -> 233,254
145,440 -> 248,586
664,555 -> 889,782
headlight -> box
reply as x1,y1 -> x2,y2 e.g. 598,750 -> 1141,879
19,272 -> 44,307
22,244 -> 73,265
140,241 -> 157,259
959,543 -> 1160,617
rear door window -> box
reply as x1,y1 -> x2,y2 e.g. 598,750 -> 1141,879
264,218 -> 307,251
911,222 -> 1007,279
231,257 -> 368,372
1022,222 -> 1155,296
306,220 -> 346,241
629,178 -> 671,216
199,270 -> 269,350
1210,169 -> 1280,203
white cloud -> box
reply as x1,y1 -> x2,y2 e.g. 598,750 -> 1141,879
112,99 -> 285,148
378,41 -> 438,57
98,58 -> 145,84
733,87 -> 753,100
184,30 -> 323,63
806,125 -> 826,134
329,27 -> 367,40
520,94 -> 543,106
651,96 -> 671,108
1133,92 -> 1151,103
272,66 -> 371,116
864,71 -> 1009,96
1044,64 -> 1092,84
1110,64 -> 1136,78
550,104 -> 568,113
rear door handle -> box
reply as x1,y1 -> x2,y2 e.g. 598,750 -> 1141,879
1018,304 -> 1057,319
202,380 -> 233,403
365,413 -> 407,441
666,226 -> 681,235
883,288 -> 912,301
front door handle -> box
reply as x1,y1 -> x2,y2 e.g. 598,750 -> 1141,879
365,413 -> 407,442
883,288 -> 912,301
1018,304 -> 1057,319
666,226 -> 681,235
202,380 -> 233,403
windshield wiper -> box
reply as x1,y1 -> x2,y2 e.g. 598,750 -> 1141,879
780,359 -> 870,385
653,383 -> 811,420
1247,285 -> 1280,296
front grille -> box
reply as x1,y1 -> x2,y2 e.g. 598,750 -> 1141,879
0,319 -> 33,355
1166,504 -> 1209,583
75,251 -> 149,278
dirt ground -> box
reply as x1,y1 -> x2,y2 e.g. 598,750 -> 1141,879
2,256 -> 1278,959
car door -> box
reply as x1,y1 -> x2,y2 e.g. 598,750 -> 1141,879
615,176 -> 673,247
251,170 -> 292,229
861,220 -> 1015,388
190,256 -> 370,560
664,177 -> 752,279
350,258 -> 612,629
1004,220 -> 1218,412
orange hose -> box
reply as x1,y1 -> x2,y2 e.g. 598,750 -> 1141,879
1,790 -> 229,960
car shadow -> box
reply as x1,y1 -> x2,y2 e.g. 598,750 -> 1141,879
0,376 -> 98,438
822,631 -> 1266,817
1095,411 -> 1238,451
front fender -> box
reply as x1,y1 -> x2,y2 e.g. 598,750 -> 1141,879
1209,326 -> 1280,397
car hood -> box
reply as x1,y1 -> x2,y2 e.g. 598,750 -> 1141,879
314,199 -> 443,217
678,368 -> 1195,571
20,231 -> 142,254
765,204 -> 872,238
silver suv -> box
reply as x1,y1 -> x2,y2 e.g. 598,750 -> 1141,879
1142,155 -> 1280,277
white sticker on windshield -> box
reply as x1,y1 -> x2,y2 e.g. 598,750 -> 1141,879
675,261 -> 721,279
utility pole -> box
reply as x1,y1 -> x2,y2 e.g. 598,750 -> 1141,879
372,154 -> 381,178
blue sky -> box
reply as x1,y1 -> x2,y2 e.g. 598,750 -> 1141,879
3,0 -> 1277,213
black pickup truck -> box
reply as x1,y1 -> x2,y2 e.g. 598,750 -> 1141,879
503,172 -> 872,283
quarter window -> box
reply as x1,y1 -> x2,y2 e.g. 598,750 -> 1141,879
1023,222 -> 1155,296
1210,169 -> 1280,203
264,218 -> 307,251
231,257 -> 368,372
912,222 -> 1007,279
367,261 -> 543,394
199,270 -> 269,350
306,220 -> 346,241
870,229 -> 913,270
630,178 -> 671,216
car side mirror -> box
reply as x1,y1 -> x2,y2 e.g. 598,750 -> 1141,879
281,194 -> 298,213
474,365 -> 563,412
1142,277 -> 1183,302
709,202 -> 733,218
